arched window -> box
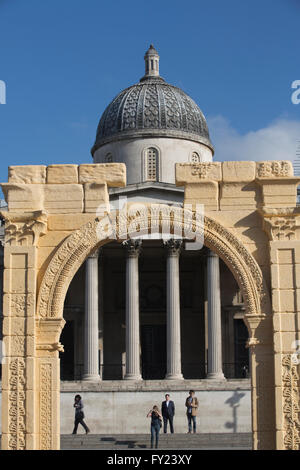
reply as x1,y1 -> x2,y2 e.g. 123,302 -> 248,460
191,152 -> 200,163
146,147 -> 159,181
105,153 -> 113,163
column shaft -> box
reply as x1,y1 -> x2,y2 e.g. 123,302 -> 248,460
165,239 -> 183,380
207,249 -> 225,380
83,251 -> 100,381
124,240 -> 142,380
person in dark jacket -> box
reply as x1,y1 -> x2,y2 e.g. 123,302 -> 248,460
72,394 -> 90,435
147,405 -> 162,449
161,394 -> 175,434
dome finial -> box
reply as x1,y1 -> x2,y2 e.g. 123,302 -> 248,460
144,44 -> 160,78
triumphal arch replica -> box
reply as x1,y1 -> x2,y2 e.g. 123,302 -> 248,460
1,46 -> 300,450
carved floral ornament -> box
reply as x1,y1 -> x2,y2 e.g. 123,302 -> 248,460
191,162 -> 213,178
257,161 -> 292,178
282,355 -> 300,450
259,208 -> 300,241
37,206 -> 270,323
0,210 -> 48,246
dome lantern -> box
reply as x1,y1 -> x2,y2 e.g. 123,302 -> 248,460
143,44 -> 160,79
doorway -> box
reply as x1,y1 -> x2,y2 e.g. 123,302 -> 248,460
141,324 -> 166,379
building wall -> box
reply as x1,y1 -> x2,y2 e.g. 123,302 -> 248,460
59,386 -> 251,434
93,137 -> 212,185
0,385 -> 251,434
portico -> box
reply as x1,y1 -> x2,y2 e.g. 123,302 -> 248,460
73,238 -> 235,383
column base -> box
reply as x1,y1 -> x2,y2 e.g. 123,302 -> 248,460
123,374 -> 143,381
82,374 -> 101,382
206,372 -> 226,381
165,373 -> 184,380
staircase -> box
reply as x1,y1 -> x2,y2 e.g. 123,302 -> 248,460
61,433 -> 252,450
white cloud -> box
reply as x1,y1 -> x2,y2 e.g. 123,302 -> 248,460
207,115 -> 300,166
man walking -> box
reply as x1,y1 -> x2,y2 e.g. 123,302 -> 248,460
185,390 -> 198,433
161,394 -> 175,434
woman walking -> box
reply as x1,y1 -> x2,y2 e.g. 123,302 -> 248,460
72,394 -> 90,435
147,405 -> 162,449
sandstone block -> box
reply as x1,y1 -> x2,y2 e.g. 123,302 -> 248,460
83,182 -> 110,213
273,331 -> 298,353
256,161 -> 294,178
8,165 -> 46,184
3,268 -> 36,294
3,334 -> 35,356
3,293 -> 36,317
79,163 -> 126,187
46,164 -> 78,184
38,231 -> 70,247
47,213 -> 95,231
4,246 -> 37,269
269,244 -> 297,264
273,313 -> 300,332
176,162 -> 222,184
2,183 -> 44,211
44,184 -> 83,213
271,264 -> 295,289
222,161 -> 256,182
272,289 -> 296,313
184,181 -> 219,210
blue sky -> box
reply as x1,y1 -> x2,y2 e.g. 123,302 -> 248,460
0,0 -> 300,183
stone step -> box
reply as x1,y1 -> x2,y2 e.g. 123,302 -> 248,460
61,433 -> 252,450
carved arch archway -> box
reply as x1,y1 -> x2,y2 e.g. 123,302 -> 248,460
35,205 -> 273,450
37,206 -> 270,321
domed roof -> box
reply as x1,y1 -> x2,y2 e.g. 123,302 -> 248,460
91,46 -> 213,155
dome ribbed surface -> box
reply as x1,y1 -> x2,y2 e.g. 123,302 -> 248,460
91,77 -> 213,154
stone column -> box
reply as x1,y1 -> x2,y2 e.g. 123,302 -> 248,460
164,239 -> 183,380
83,249 -> 100,381
123,239 -> 142,380
207,249 -> 225,380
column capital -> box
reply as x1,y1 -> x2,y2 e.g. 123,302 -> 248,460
123,239 -> 142,258
164,238 -> 183,257
87,248 -> 100,259
207,248 -> 218,258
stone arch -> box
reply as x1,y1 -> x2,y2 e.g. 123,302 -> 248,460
34,204 -> 273,450
37,206 -> 270,321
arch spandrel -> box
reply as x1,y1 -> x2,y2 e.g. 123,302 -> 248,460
36,205 -> 271,321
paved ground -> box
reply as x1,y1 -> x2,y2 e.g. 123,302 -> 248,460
61,433 -> 252,450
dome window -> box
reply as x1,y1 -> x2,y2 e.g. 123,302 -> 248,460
105,153 -> 113,163
191,152 -> 200,163
146,147 -> 159,182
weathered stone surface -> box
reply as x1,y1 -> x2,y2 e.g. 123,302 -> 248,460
2,183 -> 44,211
44,184 -> 84,213
83,182 -> 110,213
222,161 -> 256,182
79,163 -> 126,187
184,181 -> 219,210
176,162 -> 221,184
47,214 -> 95,231
256,161 -> 294,178
8,165 -> 46,184
46,165 -> 78,184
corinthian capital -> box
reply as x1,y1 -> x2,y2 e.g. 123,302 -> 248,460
163,238 -> 183,256
123,239 -> 142,257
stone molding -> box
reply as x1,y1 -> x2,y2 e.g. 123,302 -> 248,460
0,210 -> 48,246
259,207 -> 300,241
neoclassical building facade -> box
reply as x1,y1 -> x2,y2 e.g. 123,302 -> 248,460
0,46 -> 300,450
